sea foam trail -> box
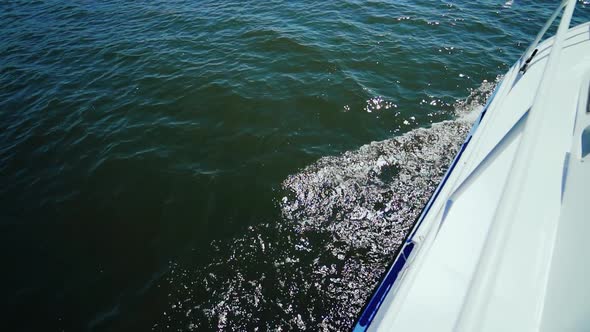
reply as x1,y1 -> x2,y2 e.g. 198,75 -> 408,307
155,80 -> 497,331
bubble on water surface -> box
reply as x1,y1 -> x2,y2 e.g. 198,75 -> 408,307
363,96 -> 397,113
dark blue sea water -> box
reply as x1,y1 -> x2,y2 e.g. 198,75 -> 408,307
1,0 -> 589,331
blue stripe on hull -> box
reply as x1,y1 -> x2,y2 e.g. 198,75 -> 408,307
352,79 -> 503,331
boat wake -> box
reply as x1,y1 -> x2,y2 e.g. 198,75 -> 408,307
154,80 -> 497,331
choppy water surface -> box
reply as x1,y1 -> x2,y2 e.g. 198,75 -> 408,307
1,1 -> 589,331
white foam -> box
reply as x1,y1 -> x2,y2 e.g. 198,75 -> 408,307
155,79 -> 499,331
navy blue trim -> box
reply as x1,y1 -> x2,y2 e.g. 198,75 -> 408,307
351,137 -> 472,332
352,79 -> 504,331
353,243 -> 414,331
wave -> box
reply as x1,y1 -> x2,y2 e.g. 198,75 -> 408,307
154,79 -> 497,331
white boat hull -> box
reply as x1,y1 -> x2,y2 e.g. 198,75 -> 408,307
354,1 -> 590,330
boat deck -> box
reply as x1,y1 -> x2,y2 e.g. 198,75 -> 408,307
356,2 -> 590,329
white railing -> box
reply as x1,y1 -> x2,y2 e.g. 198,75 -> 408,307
456,0 -> 578,330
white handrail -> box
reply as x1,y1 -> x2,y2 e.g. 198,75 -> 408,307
520,0 -> 569,71
455,0 -> 578,330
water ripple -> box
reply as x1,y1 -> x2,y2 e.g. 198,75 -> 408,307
1,0 -> 588,330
